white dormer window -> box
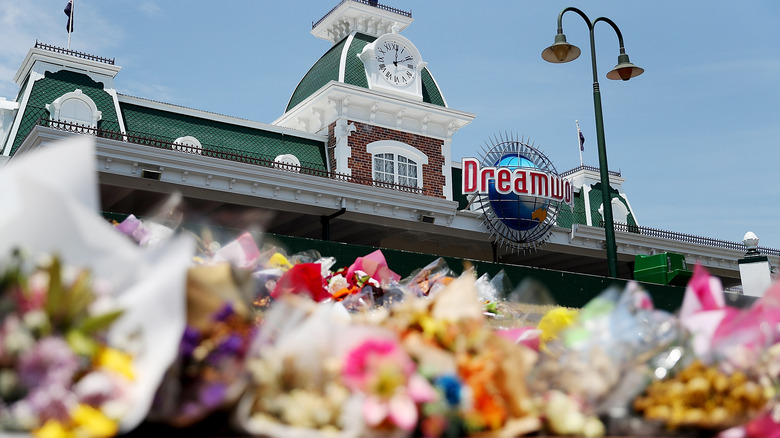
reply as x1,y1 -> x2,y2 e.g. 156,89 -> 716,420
273,154 -> 301,172
367,140 -> 427,189
46,89 -> 102,127
173,136 -> 203,155
599,198 -> 630,224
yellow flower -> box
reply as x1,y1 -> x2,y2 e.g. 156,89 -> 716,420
33,420 -> 72,438
96,348 -> 135,380
419,315 -> 446,341
537,307 -> 579,348
72,404 -> 119,438
269,252 -> 293,270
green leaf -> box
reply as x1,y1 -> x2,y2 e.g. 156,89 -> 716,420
77,309 -> 124,334
44,256 -> 66,326
66,329 -> 99,357
65,270 -> 95,323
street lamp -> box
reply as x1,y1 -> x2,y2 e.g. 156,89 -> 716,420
541,7 -> 643,278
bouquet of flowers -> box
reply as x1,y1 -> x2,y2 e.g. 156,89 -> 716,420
0,137 -> 194,436
148,250 -> 259,427
235,258 -> 543,437
0,251 -> 131,437
632,265 -> 780,435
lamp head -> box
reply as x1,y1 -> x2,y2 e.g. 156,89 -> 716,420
606,52 -> 644,81
541,33 -> 581,63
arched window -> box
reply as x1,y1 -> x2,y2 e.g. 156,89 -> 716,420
46,89 -> 102,127
273,154 -> 301,172
599,198 -> 630,224
173,136 -> 203,155
366,141 -> 427,189
611,199 -> 629,224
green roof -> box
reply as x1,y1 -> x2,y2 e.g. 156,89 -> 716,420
286,32 -> 447,112
10,70 -> 121,155
120,102 -> 328,170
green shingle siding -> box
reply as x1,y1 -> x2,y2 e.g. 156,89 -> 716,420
421,68 -> 445,107
286,38 -> 347,112
344,34 -> 372,89
120,103 -> 328,170
10,70 -> 120,155
555,189 -> 590,229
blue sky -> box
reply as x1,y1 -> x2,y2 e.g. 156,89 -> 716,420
1,1 -> 779,249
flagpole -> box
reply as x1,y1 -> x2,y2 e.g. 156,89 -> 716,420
576,120 -> 584,167
67,0 -> 74,50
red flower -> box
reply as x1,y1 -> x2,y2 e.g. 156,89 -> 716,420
271,263 -> 329,302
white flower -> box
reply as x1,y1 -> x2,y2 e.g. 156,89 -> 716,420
327,274 -> 348,295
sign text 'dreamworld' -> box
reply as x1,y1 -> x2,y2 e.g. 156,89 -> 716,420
461,157 -> 573,207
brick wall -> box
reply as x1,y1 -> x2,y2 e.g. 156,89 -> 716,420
327,120 -> 445,198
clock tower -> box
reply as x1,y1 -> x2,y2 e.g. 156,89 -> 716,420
273,0 -> 475,202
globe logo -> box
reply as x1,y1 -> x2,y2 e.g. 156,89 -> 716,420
488,154 -> 550,231
461,134 -> 570,251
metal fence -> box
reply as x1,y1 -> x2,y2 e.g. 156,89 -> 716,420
35,41 -> 115,65
602,220 -> 780,256
312,0 -> 412,29
35,118 -> 427,196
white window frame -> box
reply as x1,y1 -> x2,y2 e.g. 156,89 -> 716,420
46,89 -> 102,127
599,198 -> 630,224
273,154 -> 301,172
173,136 -> 203,155
366,140 -> 427,189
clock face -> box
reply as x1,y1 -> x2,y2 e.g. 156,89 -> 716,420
375,40 -> 416,86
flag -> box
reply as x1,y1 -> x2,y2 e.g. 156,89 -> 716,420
578,126 -> 585,151
64,1 -> 74,33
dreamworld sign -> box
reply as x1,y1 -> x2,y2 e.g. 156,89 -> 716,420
462,137 -> 573,250
462,158 -> 573,207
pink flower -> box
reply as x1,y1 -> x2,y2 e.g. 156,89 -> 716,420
345,251 -> 400,286
342,339 -> 436,431
495,327 -> 541,351
721,408 -> 780,438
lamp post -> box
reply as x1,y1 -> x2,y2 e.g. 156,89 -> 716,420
541,7 -> 643,278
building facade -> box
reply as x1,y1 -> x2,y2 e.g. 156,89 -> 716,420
0,0 -> 775,289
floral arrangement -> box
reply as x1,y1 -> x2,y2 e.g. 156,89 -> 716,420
0,137 -> 194,437
10,137 -> 780,438
0,251 -> 132,438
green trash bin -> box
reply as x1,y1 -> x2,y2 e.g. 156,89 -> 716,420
634,252 -> 693,286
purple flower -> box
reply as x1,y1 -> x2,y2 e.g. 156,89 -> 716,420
180,326 -> 201,357
17,337 -> 80,389
199,383 -> 226,408
206,334 -> 244,366
213,303 -> 234,322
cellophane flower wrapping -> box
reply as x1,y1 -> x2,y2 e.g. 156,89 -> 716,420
528,281 -> 681,436
235,252 -> 543,438
236,295 -> 367,438
0,137 -> 194,436
147,255 -> 258,427
114,215 -> 266,428
632,266 -> 780,434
